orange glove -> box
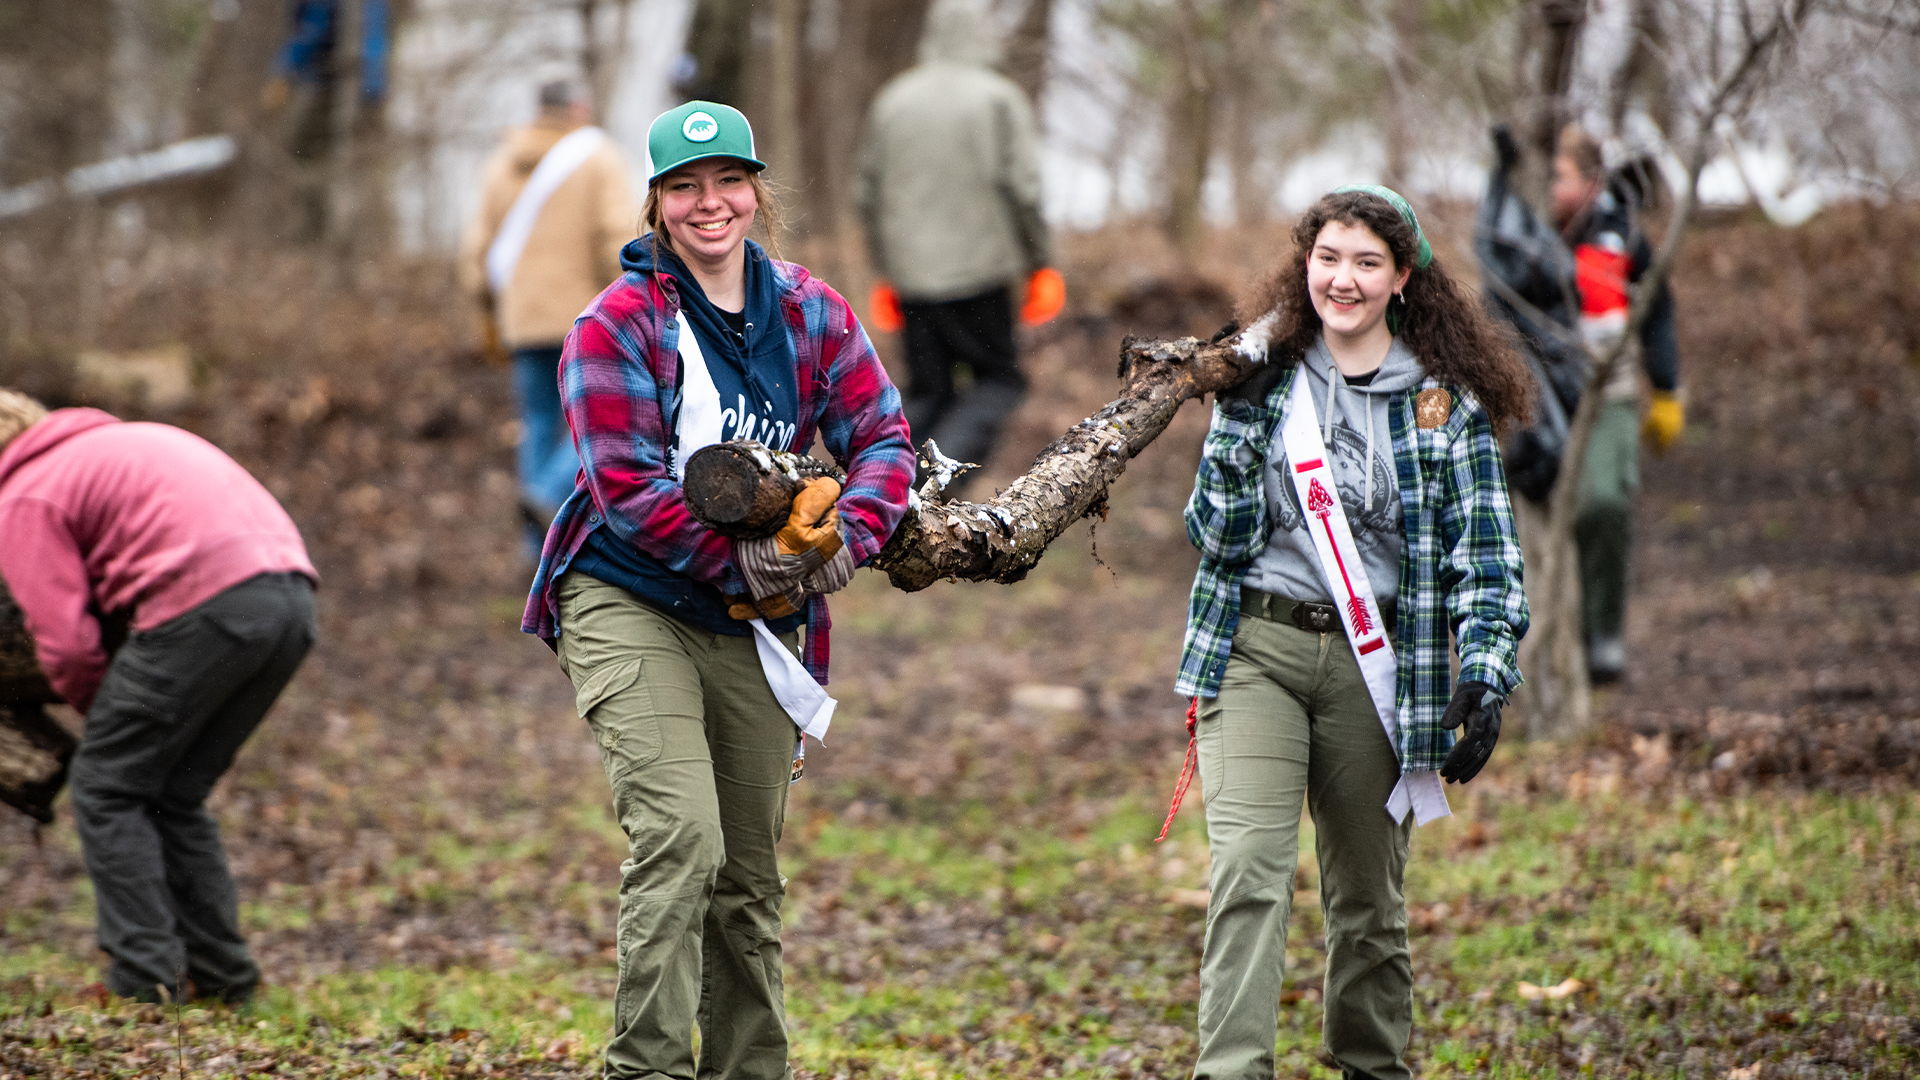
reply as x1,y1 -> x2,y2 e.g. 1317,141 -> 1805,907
731,477 -> 848,619
776,477 -> 843,561
868,282 -> 904,334
1020,267 -> 1065,326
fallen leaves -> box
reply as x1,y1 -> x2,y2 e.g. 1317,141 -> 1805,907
1516,977 -> 1585,1002
1166,888 -> 1209,909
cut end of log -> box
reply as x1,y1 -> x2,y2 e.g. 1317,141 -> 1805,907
683,444 -> 792,539
682,441 -> 850,540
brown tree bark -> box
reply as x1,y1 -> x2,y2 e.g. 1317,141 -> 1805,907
0,575 -> 73,825
0,576 -> 54,707
685,335 -> 1255,590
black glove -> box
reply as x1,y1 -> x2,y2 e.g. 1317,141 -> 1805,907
1440,680 -> 1502,784
1491,124 -> 1521,175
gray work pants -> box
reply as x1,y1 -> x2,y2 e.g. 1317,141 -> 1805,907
69,571 -> 316,1003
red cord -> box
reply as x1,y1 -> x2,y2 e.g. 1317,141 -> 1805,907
1155,697 -> 1201,843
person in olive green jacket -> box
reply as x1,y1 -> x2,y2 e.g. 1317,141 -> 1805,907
856,0 -> 1052,491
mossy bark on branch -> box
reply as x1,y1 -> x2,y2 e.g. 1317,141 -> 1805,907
682,334 -> 1256,591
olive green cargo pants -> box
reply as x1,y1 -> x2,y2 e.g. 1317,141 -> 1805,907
1575,399 -> 1642,650
556,573 -> 798,1080
1192,605 -> 1413,1080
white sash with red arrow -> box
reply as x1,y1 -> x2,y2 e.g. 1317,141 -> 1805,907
1280,374 -> 1450,825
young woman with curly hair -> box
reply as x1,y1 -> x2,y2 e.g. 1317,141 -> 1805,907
1174,186 -> 1531,1080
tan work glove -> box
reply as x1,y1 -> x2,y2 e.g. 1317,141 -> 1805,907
731,477 -> 854,620
1642,390 -> 1685,454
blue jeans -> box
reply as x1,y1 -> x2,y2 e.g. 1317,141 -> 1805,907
512,346 -> 581,521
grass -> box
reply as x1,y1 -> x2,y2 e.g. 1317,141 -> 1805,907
5,752 -> 1918,1078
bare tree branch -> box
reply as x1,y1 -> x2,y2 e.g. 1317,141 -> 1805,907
1826,0 -> 1920,35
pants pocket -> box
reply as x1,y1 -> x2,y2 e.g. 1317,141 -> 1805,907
575,658 -> 661,781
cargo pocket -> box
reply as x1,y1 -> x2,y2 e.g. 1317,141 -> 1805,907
574,658 -> 660,781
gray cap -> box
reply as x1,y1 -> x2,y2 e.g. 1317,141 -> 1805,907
539,79 -> 581,109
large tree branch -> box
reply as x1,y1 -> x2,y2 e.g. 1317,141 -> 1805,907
686,335 -> 1256,592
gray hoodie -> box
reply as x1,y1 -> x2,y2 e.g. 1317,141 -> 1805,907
1245,335 -> 1427,608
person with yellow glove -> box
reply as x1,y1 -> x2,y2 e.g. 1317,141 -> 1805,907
1642,390 -> 1685,453
1549,127 -> 1685,684
856,0 -> 1054,497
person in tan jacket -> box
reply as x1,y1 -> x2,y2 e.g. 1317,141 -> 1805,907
460,79 -> 638,549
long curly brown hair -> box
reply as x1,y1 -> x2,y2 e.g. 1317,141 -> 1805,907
1239,190 -> 1533,432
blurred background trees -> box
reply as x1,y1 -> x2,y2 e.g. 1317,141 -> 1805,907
2,0 -> 1913,279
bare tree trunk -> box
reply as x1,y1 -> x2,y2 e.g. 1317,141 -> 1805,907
1511,496 -> 1589,737
764,0 -> 803,237
685,335 -> 1256,590
579,0 -> 635,118
1608,0 -> 1672,134
1163,0 -> 1217,255
1381,0 -> 1425,191
1515,0 -> 1587,211
1006,0 -> 1056,111
680,0 -> 755,103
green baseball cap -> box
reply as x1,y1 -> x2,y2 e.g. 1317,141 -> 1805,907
647,100 -> 766,182
1331,183 -> 1433,269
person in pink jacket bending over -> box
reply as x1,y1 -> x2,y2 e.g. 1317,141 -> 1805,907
0,389 -> 317,1004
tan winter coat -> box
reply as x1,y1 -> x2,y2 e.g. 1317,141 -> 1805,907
459,119 -> 639,350
856,0 -> 1050,303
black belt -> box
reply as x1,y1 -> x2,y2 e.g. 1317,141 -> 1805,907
1241,587 -> 1395,637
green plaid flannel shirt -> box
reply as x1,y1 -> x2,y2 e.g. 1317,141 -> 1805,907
1176,363 -> 1528,773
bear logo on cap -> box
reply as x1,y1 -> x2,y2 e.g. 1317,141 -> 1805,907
682,111 -> 719,143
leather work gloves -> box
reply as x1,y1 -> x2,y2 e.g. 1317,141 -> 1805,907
1642,390 -> 1685,454
1439,680 -> 1503,784
731,476 -> 855,620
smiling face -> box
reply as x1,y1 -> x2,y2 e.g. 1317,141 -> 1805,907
657,157 -> 759,274
1306,219 -> 1411,353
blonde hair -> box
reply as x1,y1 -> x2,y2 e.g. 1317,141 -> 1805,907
641,167 -> 786,266
0,388 -> 48,450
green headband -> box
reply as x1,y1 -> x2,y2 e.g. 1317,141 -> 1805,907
1331,184 -> 1432,270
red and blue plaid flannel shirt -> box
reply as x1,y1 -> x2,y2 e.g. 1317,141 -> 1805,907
522,255 -> 914,684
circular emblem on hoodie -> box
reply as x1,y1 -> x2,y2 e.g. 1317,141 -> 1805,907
682,111 -> 720,143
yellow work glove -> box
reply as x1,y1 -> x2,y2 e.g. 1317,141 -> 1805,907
776,477 -> 843,561
1642,390 -> 1685,454
731,477 -> 851,619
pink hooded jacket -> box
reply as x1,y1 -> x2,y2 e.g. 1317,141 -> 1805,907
0,410 -> 315,713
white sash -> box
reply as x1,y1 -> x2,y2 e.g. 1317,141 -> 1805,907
486,126 -> 606,296
1280,375 -> 1449,825
671,312 -> 835,743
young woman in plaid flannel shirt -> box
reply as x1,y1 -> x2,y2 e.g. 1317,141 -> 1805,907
1176,188 -> 1532,1080
523,102 -> 913,1079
